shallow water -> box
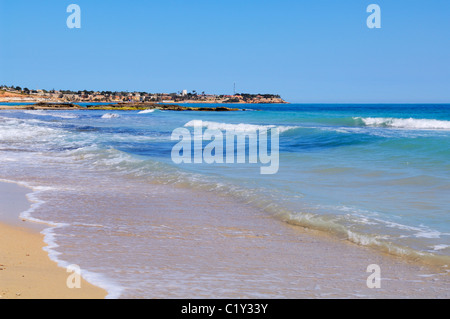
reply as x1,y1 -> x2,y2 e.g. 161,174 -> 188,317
0,103 -> 449,297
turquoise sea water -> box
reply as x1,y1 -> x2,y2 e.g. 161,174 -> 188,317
0,103 -> 449,295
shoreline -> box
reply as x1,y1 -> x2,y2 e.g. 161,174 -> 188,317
1,177 -> 449,298
0,107 -> 448,298
0,99 -> 289,105
0,103 -> 242,112
0,181 -> 107,299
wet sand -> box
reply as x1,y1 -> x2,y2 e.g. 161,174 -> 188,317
0,181 -> 106,299
0,177 -> 449,298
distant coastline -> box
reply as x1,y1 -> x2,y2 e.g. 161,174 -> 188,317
0,86 -> 288,104
0,102 -> 243,112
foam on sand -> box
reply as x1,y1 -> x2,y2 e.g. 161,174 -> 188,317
0,178 -> 123,299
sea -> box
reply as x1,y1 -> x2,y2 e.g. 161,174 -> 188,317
0,103 -> 449,297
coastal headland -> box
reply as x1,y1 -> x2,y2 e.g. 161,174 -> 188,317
0,86 -> 288,104
0,102 -> 242,112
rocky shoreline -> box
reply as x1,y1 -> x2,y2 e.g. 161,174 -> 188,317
0,102 -> 242,112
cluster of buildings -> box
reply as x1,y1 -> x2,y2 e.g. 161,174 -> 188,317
0,85 -> 286,104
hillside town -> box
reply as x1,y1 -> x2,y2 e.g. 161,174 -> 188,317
0,85 -> 287,104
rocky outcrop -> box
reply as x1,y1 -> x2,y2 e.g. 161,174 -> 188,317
0,102 -> 242,112
85,103 -> 240,112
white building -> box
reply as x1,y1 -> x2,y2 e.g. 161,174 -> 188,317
181,90 -> 188,96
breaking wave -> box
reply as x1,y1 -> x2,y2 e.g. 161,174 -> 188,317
356,117 -> 450,130
101,113 -> 120,119
138,109 -> 157,114
184,120 -> 298,133
24,110 -> 78,119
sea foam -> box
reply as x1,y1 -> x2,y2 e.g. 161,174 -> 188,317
0,178 -> 124,299
357,117 -> 450,130
101,113 -> 120,119
24,110 -> 78,119
138,109 -> 156,114
184,120 -> 298,133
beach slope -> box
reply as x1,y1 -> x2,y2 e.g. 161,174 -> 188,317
0,182 -> 106,299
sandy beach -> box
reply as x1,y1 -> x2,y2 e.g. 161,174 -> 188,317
0,181 -> 106,299
0,177 -> 449,299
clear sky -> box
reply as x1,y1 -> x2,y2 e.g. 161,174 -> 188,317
1,0 -> 449,103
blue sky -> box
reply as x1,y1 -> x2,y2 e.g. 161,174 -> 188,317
1,0 -> 449,103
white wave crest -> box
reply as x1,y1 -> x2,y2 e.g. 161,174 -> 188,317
0,120 -> 60,142
356,117 -> 450,130
184,120 -> 298,133
24,110 -> 78,119
432,244 -> 449,251
101,113 -> 120,119
138,109 -> 156,114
